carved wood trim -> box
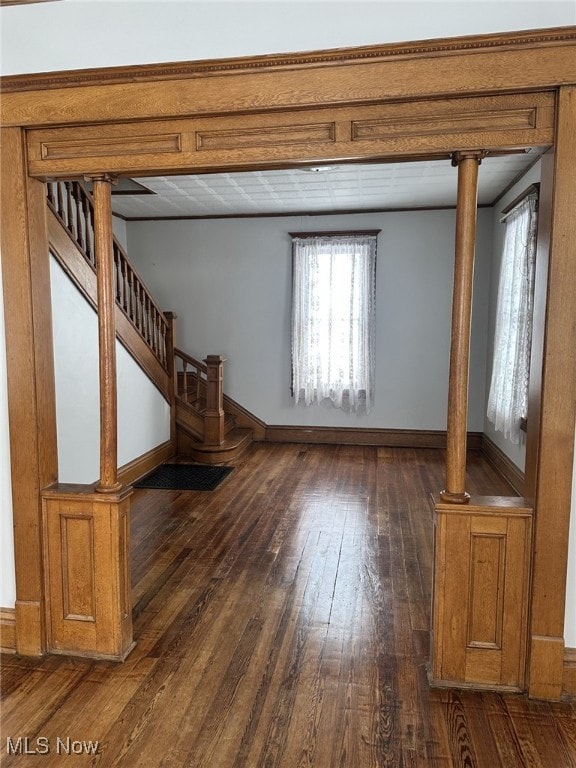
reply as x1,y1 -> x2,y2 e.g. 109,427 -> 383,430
42,486 -> 134,660
432,495 -> 533,690
60,514 -> 96,621
41,134 -> 182,160
25,92 -> 555,179
2,27 -> 576,94
196,123 -> 335,151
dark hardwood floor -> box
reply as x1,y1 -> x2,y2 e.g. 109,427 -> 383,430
1,444 -> 575,767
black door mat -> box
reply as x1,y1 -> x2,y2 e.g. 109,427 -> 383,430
134,463 -> 233,492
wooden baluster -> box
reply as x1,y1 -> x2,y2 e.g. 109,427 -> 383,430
203,356 -> 226,445
65,181 -> 75,236
144,290 -> 150,343
124,261 -> 131,318
134,279 -> 141,333
91,174 -> 121,494
46,181 -> 55,207
156,315 -> 163,364
182,360 -> 189,403
57,181 -> 66,224
113,245 -> 122,305
159,318 -> 165,363
123,264 -> 130,318
139,288 -> 145,338
152,307 -> 158,355
153,310 -> 159,359
127,267 -> 135,323
119,258 -> 128,315
150,306 -> 157,356
74,183 -> 86,253
83,194 -> 94,265
145,296 -> 150,346
440,150 -> 484,504
145,294 -> 151,345
158,322 -> 164,366
132,272 -> 138,324
195,365 -> 202,406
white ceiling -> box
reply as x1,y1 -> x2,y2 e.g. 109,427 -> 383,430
112,151 -> 542,220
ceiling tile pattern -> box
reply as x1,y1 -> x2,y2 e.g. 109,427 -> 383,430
111,152 -> 541,219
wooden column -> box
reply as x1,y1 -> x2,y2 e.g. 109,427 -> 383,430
440,151 -> 484,504
203,355 -> 226,446
91,175 -> 122,494
1,127 -> 58,655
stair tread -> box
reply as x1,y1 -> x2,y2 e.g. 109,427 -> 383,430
178,426 -> 253,464
189,426 -> 252,452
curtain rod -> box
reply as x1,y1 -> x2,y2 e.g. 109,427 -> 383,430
289,229 -> 381,238
499,183 -> 540,223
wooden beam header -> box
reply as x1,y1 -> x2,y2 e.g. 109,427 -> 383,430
1,27 -> 574,129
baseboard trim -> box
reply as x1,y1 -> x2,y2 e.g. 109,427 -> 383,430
265,426 -> 483,450
563,647 -> 576,698
481,435 -> 525,495
118,440 -> 174,486
0,607 -> 16,653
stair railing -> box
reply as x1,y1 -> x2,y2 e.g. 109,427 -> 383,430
174,349 -> 226,445
174,348 -> 208,410
46,180 -> 169,370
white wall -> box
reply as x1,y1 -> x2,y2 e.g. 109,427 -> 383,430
51,256 -> 170,484
1,1 -> 574,75
127,208 -> 492,430
484,160 -> 543,471
112,215 -> 128,252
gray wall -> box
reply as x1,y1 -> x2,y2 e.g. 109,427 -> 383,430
127,209 -> 493,431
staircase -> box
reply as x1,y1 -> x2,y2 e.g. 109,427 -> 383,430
46,180 -> 257,465
173,348 -> 254,463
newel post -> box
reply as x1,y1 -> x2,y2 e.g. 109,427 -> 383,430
91,174 -> 122,494
440,151 -> 484,504
203,355 -> 226,446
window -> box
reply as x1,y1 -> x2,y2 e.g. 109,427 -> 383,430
291,231 -> 378,413
487,187 -> 538,443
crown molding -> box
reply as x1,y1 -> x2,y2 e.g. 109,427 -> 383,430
2,26 -> 575,94
0,0 -> 61,5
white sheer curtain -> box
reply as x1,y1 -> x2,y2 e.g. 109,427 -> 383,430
291,233 -> 377,412
487,193 -> 538,443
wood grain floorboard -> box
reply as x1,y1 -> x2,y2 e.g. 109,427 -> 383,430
1,445 -> 575,767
